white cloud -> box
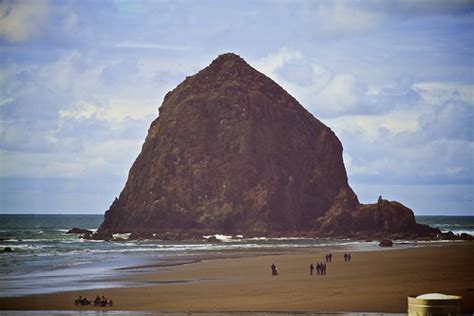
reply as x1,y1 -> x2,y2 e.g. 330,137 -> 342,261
312,2 -> 387,34
60,99 -> 156,123
414,82 -> 474,106
0,98 -> 13,107
0,0 -> 49,42
59,101 -> 97,121
254,48 -> 372,117
113,41 -> 188,51
314,74 -> 367,116
253,47 -> 303,82
325,110 -> 420,142
252,47 -> 473,187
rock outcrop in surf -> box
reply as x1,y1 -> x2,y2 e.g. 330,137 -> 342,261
94,53 -> 439,240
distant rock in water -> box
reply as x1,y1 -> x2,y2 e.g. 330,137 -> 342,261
379,239 -> 393,247
67,228 -> 92,235
94,53 -> 439,240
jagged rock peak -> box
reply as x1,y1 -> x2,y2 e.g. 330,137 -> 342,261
208,52 -> 249,68
190,52 -> 267,86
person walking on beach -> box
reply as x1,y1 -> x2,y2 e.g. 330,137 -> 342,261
344,253 -> 348,261
348,253 -> 352,262
329,253 -> 332,262
316,262 -> 320,275
271,263 -> 278,276
322,263 -> 327,275
310,263 -> 314,275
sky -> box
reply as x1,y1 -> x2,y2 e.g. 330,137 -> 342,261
0,0 -> 473,215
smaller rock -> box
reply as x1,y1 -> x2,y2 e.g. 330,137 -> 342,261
438,231 -> 456,240
81,232 -> 93,239
3,247 -> 12,252
67,227 -> 92,235
379,239 -> 393,247
206,236 -> 221,243
460,233 -> 473,241
92,231 -> 113,241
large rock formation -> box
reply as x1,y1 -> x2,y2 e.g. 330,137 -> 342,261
94,53 -> 439,240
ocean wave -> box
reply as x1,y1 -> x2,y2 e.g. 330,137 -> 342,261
246,236 -> 311,241
112,233 -> 131,240
0,244 -> 47,250
203,234 -> 235,242
3,237 -> 77,242
446,230 -> 474,235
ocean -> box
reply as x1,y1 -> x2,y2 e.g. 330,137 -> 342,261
0,214 -> 472,297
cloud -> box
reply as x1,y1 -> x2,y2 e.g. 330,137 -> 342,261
314,74 -> 367,116
253,47 -> 303,82
394,0 -> 474,16
59,99 -> 156,124
420,100 -> 474,141
0,48 -> 198,180
253,47 -> 473,188
414,82 -> 474,106
255,48 -> 424,118
298,0 -> 474,39
0,1 -> 472,214
311,2 -> 386,34
0,98 -> 14,107
0,0 -> 50,42
330,89 -> 474,186
113,41 -> 188,51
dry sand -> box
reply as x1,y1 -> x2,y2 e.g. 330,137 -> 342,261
1,243 -> 473,313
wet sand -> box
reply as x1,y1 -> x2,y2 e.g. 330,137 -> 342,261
1,243 -> 473,313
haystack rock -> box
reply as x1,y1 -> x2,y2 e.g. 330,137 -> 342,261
94,53 -> 439,240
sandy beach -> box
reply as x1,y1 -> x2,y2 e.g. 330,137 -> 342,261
1,243 -> 473,313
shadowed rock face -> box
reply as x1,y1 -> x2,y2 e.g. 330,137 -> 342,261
95,53 -> 439,239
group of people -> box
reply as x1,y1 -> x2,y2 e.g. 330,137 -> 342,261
74,295 -> 113,307
310,262 -> 327,275
271,252 -> 353,276
344,253 -> 352,262
94,295 -> 113,307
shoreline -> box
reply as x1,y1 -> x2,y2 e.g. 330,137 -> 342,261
1,242 -> 473,312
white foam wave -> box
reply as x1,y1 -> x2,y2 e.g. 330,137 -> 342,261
203,234 -> 235,242
0,244 -> 46,250
112,233 -> 131,240
444,230 -> 474,235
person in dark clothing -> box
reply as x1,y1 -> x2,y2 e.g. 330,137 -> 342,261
325,254 -> 328,262
316,262 -> 320,275
310,263 -> 314,275
322,263 -> 327,275
344,253 -> 348,261
271,263 -> 278,276
348,253 -> 351,262
329,253 -> 332,262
